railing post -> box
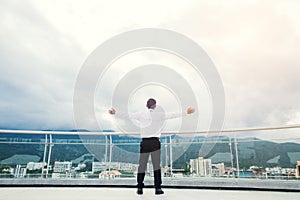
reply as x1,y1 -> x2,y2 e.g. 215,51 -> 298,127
46,133 -> 53,178
42,134 -> 48,178
109,134 -> 112,172
234,134 -> 240,178
164,137 -> 168,171
105,135 -> 108,163
169,135 -> 173,177
228,137 -> 234,175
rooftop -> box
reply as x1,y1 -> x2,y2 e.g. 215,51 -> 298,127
1,187 -> 299,200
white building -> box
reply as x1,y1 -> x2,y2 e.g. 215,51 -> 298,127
212,163 -> 225,177
190,157 -> 212,177
92,162 -> 108,173
26,162 -> 45,170
53,161 -> 72,173
14,165 -> 27,178
265,167 -> 282,176
92,162 -> 138,173
119,162 -> 138,172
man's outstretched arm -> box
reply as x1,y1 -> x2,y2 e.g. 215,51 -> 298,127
108,108 -> 141,120
164,107 -> 195,119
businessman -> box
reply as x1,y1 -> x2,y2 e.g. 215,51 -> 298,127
108,98 -> 195,195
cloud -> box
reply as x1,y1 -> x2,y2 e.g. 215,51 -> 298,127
0,0 -> 299,141
163,0 -> 300,129
0,0 -> 196,130
0,0 -> 83,129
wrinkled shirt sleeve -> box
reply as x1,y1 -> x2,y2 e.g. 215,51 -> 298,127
115,111 -> 141,121
164,112 -> 187,120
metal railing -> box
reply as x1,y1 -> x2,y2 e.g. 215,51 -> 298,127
0,125 -> 300,181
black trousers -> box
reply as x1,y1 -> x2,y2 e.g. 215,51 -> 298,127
137,137 -> 162,189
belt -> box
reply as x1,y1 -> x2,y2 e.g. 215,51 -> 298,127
142,137 -> 159,140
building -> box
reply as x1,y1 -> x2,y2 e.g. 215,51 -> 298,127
53,161 -> 72,173
265,167 -> 282,176
119,162 -> 138,172
26,162 -> 46,171
14,165 -> 27,178
212,163 -> 225,177
92,162 -> 139,173
92,162 -> 108,173
190,157 -> 212,177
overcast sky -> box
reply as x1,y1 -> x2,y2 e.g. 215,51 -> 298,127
0,0 -> 299,140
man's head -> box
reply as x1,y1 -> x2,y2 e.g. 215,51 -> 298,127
146,98 -> 156,109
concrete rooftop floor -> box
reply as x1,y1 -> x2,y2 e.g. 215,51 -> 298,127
0,187 -> 299,200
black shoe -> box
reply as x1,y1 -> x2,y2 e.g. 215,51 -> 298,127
155,188 -> 164,195
137,188 -> 143,195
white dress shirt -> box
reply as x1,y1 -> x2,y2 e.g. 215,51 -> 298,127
116,108 -> 186,138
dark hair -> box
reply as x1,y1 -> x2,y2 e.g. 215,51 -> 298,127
146,98 -> 156,109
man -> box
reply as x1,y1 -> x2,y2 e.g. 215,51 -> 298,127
108,98 -> 195,195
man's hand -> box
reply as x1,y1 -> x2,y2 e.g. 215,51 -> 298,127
108,108 -> 116,115
187,107 -> 195,114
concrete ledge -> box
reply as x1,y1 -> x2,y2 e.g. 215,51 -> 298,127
1,178 -> 300,192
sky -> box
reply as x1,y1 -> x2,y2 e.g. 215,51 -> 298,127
0,0 -> 300,140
